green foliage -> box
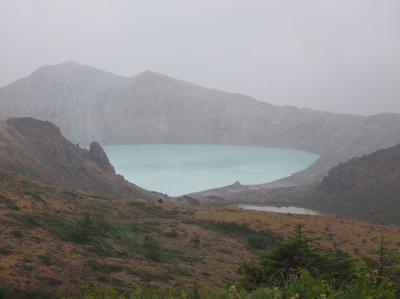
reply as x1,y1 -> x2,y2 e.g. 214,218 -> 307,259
88,260 -> 123,273
70,212 -> 97,243
141,236 -> 163,261
0,288 -> 52,299
128,201 -> 180,219
239,224 -> 357,289
0,193 -> 16,209
37,211 -> 186,261
126,268 -> 172,283
335,272 -> 397,299
370,236 -> 400,288
14,214 -> 41,228
62,275 -> 398,298
45,215 -> 77,240
372,236 -> 400,275
10,229 -> 22,238
164,231 -> 179,239
2,223 -> 400,299
187,220 -> 279,250
23,191 -> 45,203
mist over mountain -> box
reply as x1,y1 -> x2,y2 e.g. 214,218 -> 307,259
1,62 -> 400,187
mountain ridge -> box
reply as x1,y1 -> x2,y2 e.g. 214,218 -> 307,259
0,117 -> 164,199
2,61 -> 400,188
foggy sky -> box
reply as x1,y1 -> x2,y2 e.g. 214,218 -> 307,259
1,0 -> 400,115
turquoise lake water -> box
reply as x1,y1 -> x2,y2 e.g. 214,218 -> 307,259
103,144 -> 319,196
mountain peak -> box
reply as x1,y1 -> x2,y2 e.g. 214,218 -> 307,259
34,60 -> 83,72
58,60 -> 81,66
134,70 -> 176,81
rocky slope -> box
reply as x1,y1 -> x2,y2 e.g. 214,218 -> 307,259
301,143 -> 400,224
2,62 -> 400,186
0,117 -> 161,198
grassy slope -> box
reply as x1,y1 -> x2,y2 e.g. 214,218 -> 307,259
1,168 -> 400,296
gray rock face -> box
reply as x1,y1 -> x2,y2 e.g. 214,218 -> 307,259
89,141 -> 114,172
1,61 -> 400,189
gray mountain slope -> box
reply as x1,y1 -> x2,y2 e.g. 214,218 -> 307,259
1,61 -> 400,189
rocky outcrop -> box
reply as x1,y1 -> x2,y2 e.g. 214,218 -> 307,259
0,117 -> 164,199
89,141 -> 114,172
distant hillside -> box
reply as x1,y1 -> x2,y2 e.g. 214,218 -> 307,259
205,144 -> 400,224
301,143 -> 400,224
2,62 -> 400,185
0,117 -> 161,198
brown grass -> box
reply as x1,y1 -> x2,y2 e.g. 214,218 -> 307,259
0,168 -> 400,296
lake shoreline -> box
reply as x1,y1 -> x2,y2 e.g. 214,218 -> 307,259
238,204 -> 323,216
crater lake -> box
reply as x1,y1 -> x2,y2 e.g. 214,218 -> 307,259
103,144 -> 319,196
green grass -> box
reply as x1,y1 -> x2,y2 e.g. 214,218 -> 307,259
23,191 -> 45,203
17,211 -> 188,262
0,193 -> 11,204
0,287 -> 53,299
187,220 -> 279,250
128,201 -> 181,219
121,229 -> 185,262
13,214 -> 41,228
126,268 -> 173,283
0,193 -> 17,209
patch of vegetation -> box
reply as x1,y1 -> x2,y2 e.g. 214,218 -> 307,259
164,231 -> 179,239
187,220 -> 279,250
126,268 -> 172,283
167,264 -> 191,277
0,194 -> 11,204
0,287 -> 53,299
23,191 -> 45,203
19,179 -> 34,189
10,229 -> 22,239
128,201 -> 180,219
141,236 -> 163,261
122,230 -> 185,262
50,219 -> 75,241
200,271 -> 212,277
46,213 -> 116,256
2,224 -> 400,298
33,211 -> 187,261
36,276 -> 62,287
37,255 -> 52,266
88,260 -> 123,273
0,193 -> 17,209
239,224 -> 357,289
14,214 -> 41,228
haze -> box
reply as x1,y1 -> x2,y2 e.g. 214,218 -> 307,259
1,0 -> 400,115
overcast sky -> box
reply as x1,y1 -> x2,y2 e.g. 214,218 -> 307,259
1,0 -> 399,115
